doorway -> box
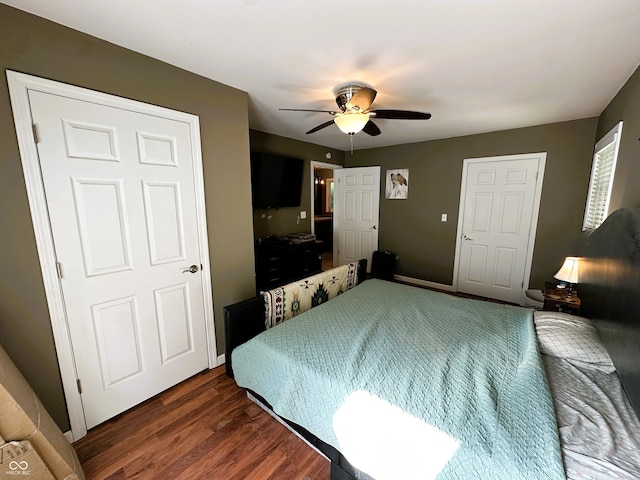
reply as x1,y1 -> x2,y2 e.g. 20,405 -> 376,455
333,166 -> 381,272
453,153 -> 546,305
8,71 -> 216,439
311,161 -> 338,270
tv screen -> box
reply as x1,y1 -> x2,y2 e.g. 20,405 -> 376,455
250,152 -> 304,209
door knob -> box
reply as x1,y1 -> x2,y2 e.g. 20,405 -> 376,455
182,265 -> 199,273
462,234 -> 474,241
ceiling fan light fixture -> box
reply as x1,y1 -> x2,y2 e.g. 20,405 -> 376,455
334,112 -> 369,135
281,84 -> 431,137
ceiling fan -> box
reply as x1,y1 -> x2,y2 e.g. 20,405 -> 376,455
280,84 -> 431,136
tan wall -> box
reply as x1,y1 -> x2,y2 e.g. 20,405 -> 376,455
249,130 -> 344,238
596,66 -> 640,211
0,5 -> 256,431
346,119 -> 599,288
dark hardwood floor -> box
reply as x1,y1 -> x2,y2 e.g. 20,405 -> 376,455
321,251 -> 333,271
72,366 -> 329,480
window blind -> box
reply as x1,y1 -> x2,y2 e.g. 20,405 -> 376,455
582,122 -> 623,232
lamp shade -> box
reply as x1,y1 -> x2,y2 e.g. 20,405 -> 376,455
334,112 -> 369,135
553,256 -> 580,284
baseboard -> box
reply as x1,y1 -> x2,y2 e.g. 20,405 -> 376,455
394,274 -> 455,292
216,353 -> 225,366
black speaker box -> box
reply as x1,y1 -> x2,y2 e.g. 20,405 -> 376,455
371,250 -> 397,281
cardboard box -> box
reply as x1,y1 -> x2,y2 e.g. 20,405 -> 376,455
1,440 -> 54,479
0,345 -> 84,480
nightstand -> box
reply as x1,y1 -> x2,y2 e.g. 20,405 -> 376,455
543,281 -> 581,315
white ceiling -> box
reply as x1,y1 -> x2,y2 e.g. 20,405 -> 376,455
5,0 -> 640,151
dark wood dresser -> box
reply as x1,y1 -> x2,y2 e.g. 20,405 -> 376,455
254,238 -> 323,293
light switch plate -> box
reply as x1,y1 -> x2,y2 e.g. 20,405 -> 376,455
441,213 -> 447,222
300,211 -> 307,219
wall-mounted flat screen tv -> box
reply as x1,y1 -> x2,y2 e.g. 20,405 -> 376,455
250,152 -> 304,209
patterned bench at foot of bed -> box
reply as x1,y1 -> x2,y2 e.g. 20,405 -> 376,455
223,259 -> 367,377
263,261 -> 360,329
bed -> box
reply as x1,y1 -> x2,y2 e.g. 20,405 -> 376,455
225,208 -> 640,480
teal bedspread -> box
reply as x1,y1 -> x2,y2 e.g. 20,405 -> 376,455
232,279 -> 565,479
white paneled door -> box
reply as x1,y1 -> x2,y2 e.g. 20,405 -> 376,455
28,89 -> 210,429
455,154 -> 545,304
334,166 -> 381,271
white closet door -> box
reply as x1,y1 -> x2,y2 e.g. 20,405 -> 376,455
29,89 -> 210,429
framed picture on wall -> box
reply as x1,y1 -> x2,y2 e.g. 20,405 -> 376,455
385,169 -> 409,199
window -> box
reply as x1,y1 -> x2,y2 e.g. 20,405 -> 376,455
583,121 -> 623,231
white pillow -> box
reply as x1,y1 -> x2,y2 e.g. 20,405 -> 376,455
533,311 -> 615,373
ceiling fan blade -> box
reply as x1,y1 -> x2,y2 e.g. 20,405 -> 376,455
347,87 -> 377,112
280,108 -> 337,114
369,109 -> 431,120
362,120 -> 381,136
306,120 -> 336,134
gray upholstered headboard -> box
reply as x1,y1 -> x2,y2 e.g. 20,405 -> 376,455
579,207 -> 640,418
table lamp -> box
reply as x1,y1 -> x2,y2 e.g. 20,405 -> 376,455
553,256 -> 580,298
